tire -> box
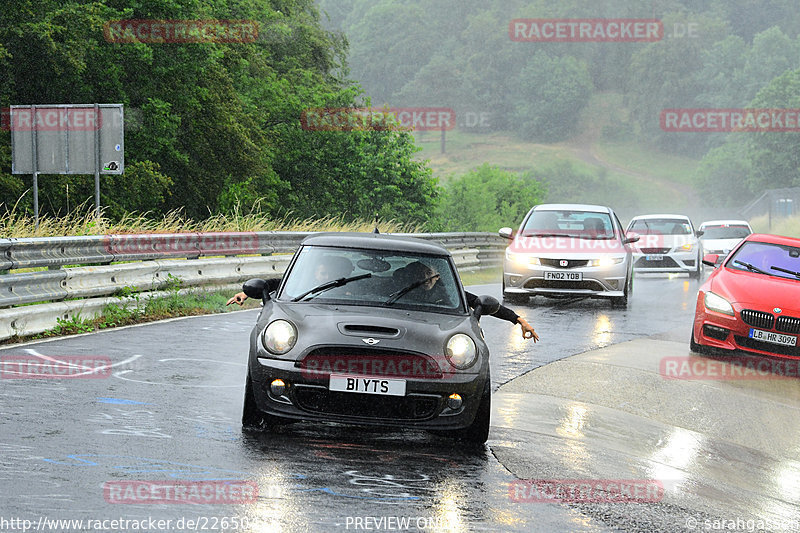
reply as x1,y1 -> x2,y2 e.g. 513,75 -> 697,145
612,269 -> 632,307
242,371 -> 278,431
502,280 -> 529,305
689,328 -> 709,354
689,253 -> 702,279
451,380 -> 491,445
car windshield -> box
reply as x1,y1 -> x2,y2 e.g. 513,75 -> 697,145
628,218 -> 692,235
726,241 -> 800,280
279,245 -> 465,313
521,210 -> 615,239
700,225 -> 751,240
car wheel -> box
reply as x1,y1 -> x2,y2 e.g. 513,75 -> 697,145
689,328 -> 709,354
502,280 -> 529,305
242,371 -> 277,431
689,255 -> 703,279
612,270 -> 632,307
452,381 -> 491,445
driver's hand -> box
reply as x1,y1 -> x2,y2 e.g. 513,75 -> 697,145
226,292 -> 248,306
518,317 -> 539,342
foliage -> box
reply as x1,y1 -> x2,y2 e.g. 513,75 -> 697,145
435,164 -> 546,232
0,0 -> 437,225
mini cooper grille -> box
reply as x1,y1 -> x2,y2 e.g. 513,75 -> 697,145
639,248 -> 671,254
740,309 -> 775,330
293,388 -> 441,420
299,347 -> 443,379
776,315 -> 800,335
539,258 -> 589,269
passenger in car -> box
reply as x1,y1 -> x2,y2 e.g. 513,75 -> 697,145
400,261 -> 539,342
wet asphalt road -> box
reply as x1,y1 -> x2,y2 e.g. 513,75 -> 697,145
0,274 -> 704,532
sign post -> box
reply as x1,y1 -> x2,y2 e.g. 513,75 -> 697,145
10,104 -> 124,227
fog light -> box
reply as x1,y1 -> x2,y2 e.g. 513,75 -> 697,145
270,379 -> 287,396
447,393 -> 462,410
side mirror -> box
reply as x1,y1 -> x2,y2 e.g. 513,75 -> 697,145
623,235 -> 640,245
473,295 -> 501,319
242,278 -> 280,301
498,227 -> 514,240
702,254 -> 719,267
695,230 -> 705,238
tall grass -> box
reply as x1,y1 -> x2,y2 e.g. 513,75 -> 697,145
0,202 -> 423,238
749,214 -> 800,238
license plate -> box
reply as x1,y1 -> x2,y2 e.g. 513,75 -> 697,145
329,374 -> 406,396
646,255 -> 664,261
749,328 -> 797,347
544,271 -> 583,281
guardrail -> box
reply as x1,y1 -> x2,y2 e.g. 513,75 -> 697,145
0,231 -> 506,341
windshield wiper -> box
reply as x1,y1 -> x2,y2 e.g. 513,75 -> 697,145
291,273 -> 372,302
733,260 -> 769,275
384,274 -> 439,306
526,233 -> 573,238
771,265 -> 800,279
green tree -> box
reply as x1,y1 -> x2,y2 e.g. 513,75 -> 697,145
437,164 -> 546,232
511,52 -> 593,142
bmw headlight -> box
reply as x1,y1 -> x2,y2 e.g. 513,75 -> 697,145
589,257 -> 624,267
262,320 -> 297,355
704,292 -> 734,316
445,334 -> 478,370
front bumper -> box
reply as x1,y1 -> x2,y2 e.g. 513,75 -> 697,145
633,250 -> 698,273
503,259 -> 628,297
249,356 -> 487,430
694,306 -> 800,360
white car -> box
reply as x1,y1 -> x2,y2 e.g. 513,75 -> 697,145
698,220 -> 753,262
500,204 -> 638,306
625,214 -> 703,278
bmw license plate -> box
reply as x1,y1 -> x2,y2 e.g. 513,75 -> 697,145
544,271 -> 583,281
646,255 -> 664,261
749,328 -> 797,347
329,374 -> 406,396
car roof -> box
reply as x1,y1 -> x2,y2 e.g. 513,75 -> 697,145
744,233 -> 800,247
300,232 -> 451,256
699,219 -> 752,228
533,203 -> 612,213
629,214 -> 691,221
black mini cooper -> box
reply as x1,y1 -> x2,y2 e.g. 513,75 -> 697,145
240,232 -> 500,443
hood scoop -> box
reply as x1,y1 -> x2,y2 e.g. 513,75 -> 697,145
339,324 -> 402,338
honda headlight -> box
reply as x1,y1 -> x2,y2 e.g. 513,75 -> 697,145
262,320 -> 297,355
445,334 -> 478,370
704,292 -> 734,316
589,257 -> 624,267
506,249 -> 540,266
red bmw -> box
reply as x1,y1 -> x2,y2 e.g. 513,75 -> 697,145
692,233 -> 800,358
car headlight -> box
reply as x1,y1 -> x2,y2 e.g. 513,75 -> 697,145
262,320 -> 297,355
589,257 -> 624,267
704,291 -> 734,316
445,334 -> 477,370
680,243 -> 694,251
505,249 -> 540,266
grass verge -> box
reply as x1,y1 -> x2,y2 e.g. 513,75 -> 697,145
2,266 -> 505,345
